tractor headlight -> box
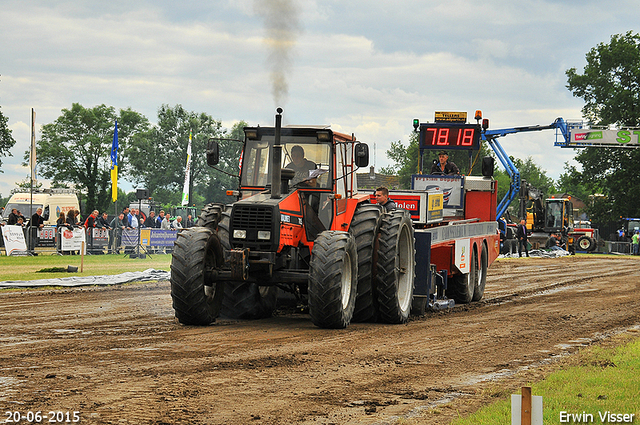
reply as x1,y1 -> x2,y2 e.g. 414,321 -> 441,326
233,229 -> 247,239
258,231 -> 271,240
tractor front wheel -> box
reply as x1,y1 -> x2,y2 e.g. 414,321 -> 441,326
170,227 -> 225,325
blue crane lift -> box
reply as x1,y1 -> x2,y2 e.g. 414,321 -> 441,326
477,113 -> 573,219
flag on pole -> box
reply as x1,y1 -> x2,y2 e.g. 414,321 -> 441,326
111,120 -> 118,202
30,108 -> 37,187
181,131 -> 192,206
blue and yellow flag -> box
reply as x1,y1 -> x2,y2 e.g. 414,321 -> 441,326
111,120 -> 118,202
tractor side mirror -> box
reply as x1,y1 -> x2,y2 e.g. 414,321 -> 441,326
354,143 -> 369,168
206,139 -> 219,167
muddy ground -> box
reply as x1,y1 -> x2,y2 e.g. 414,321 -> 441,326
1,255 -> 639,424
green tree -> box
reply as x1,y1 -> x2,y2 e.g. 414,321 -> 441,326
197,121 -> 245,203
0,106 -> 17,170
29,103 -> 150,214
126,104 -> 230,207
565,31 -> 640,222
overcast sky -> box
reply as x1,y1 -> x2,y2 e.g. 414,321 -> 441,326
1,0 -> 638,199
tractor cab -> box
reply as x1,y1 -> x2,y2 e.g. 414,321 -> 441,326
544,198 -> 573,234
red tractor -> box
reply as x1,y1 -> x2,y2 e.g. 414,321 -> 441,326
170,109 -> 416,328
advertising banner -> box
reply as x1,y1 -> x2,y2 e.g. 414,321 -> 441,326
37,226 -> 56,248
91,227 -> 109,249
2,225 -> 28,255
122,228 -> 139,247
412,175 -> 464,209
60,227 -> 86,254
141,229 -> 178,247
570,129 -> 640,146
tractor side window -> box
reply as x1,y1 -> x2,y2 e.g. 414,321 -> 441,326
241,142 -> 270,187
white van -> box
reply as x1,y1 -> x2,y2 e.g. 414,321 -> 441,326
2,189 -> 80,226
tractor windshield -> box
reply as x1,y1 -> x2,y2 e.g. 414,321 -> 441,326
545,200 -> 563,229
241,137 -> 332,189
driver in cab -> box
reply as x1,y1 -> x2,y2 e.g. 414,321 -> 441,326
286,145 -> 317,185
430,150 -> 460,175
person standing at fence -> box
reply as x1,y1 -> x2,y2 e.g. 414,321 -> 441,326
156,210 -> 165,227
128,208 -> 139,229
632,231 -> 639,256
8,208 -> 19,225
143,210 -> 158,228
185,214 -> 195,228
161,213 -> 172,230
110,212 -> 127,254
171,215 -> 183,230
30,208 -> 45,253
96,212 -> 111,230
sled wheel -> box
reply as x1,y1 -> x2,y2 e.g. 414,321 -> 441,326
447,246 -> 477,304
472,243 -> 488,302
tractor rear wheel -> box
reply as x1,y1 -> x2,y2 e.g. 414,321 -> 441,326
472,243 -> 488,301
196,202 -> 225,230
170,227 -> 225,325
221,283 -> 278,320
308,231 -> 358,329
447,247 -> 477,304
375,210 -> 416,324
349,203 -> 383,323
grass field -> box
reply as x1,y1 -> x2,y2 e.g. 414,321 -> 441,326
0,252 -> 172,282
451,332 -> 640,424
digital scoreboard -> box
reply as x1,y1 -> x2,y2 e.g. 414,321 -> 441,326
418,123 -> 482,151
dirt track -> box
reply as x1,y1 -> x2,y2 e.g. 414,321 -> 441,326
1,255 -> 639,424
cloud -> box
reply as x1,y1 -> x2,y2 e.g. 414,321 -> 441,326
1,0 -> 639,201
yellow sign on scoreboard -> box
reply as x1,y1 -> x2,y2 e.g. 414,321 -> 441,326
434,111 -> 467,123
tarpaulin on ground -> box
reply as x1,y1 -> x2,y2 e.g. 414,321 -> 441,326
0,268 -> 170,288
499,249 -> 571,259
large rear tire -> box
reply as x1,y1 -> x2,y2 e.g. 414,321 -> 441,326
472,243 -> 488,302
221,283 -> 278,320
170,227 -> 225,325
375,210 -> 416,324
349,203 -> 383,323
197,203 -> 225,230
308,231 -> 358,329
447,246 -> 477,304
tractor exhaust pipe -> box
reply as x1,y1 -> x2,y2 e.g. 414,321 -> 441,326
271,107 -> 283,199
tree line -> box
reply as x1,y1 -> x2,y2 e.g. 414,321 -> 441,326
15,104 -> 244,214
1,32 -> 639,225
382,31 -> 640,226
